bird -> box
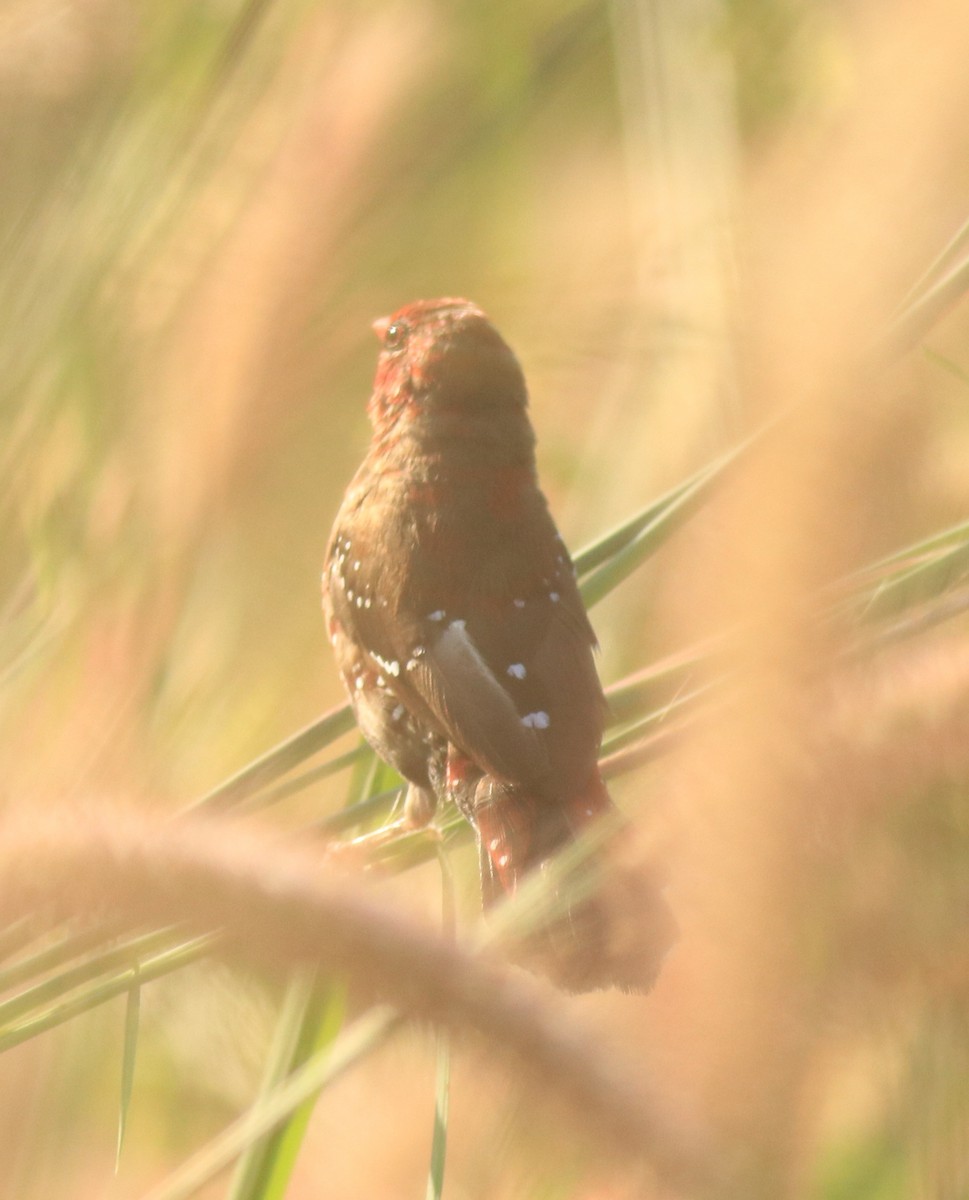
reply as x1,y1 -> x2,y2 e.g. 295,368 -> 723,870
322,297 -> 674,991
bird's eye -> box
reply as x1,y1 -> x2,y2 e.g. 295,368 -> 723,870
383,321 -> 408,350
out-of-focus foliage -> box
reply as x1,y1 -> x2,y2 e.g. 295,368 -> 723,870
2,1 -> 969,1198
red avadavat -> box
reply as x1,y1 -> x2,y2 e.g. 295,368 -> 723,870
323,298 -> 674,990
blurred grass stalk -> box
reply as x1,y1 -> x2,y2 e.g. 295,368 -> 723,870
651,0 -> 969,1192
608,0 -> 739,477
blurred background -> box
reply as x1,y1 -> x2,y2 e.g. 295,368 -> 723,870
2,0 -> 969,1197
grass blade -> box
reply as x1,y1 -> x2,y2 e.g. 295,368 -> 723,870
0,935 -> 214,1054
838,520 -> 969,623
141,1007 -> 400,1200
862,537 -> 969,622
0,916 -> 41,964
573,442 -> 743,579
882,248 -> 969,358
190,704 -> 355,813
237,746 -> 370,813
314,786 -> 404,836
226,743 -> 391,1199
227,973 -> 347,1200
922,346 -> 969,389
897,212 -> 969,309
426,849 -> 456,1200
116,966 -> 142,1172
600,681 -> 713,757
0,927 -> 178,1027
426,1031 -> 451,1200
578,468 -> 716,608
0,922 -> 126,996
603,640 -> 721,724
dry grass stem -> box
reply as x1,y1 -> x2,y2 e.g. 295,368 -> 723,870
0,804 -> 713,1194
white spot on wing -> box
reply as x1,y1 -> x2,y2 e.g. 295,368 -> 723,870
507,663 -> 526,679
549,592 -> 560,602
427,610 -> 445,622
521,711 -> 550,729
449,618 -> 466,631
513,598 -> 525,609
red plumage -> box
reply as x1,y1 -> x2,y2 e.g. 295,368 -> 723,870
322,298 -> 674,991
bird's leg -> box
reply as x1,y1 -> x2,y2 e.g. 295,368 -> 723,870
403,782 -> 437,829
444,747 -> 502,907
444,747 -> 477,824
329,783 -> 439,870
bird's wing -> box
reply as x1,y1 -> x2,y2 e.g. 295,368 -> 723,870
401,568 -> 606,793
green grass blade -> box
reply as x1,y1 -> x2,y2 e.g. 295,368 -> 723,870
600,681 -> 713,757
226,742 -> 392,1199
0,922 -> 125,996
572,495 -> 683,578
603,640 -> 721,724
881,249 -> 969,358
237,746 -> 370,813
0,916 -> 40,963
426,849 -> 456,1200
862,539 -> 969,622
897,212 -> 969,310
190,704 -> 356,813
578,441 -> 753,609
116,966 -> 141,1173
572,454 -> 720,579
572,434 -> 755,582
314,786 -> 404,836
922,346 -> 969,389
578,474 -> 710,609
600,720 -> 694,782
853,517 -> 969,575
355,823 -> 466,874
426,1032 -> 451,1200
141,1007 -> 400,1200
0,927 -> 177,1028
0,935 -> 214,1054
351,748 -> 385,807
840,523 -> 969,625
227,973 -> 347,1200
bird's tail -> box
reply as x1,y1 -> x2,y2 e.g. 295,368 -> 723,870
470,772 -> 676,993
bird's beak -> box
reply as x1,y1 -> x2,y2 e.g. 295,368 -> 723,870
372,315 -> 391,341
